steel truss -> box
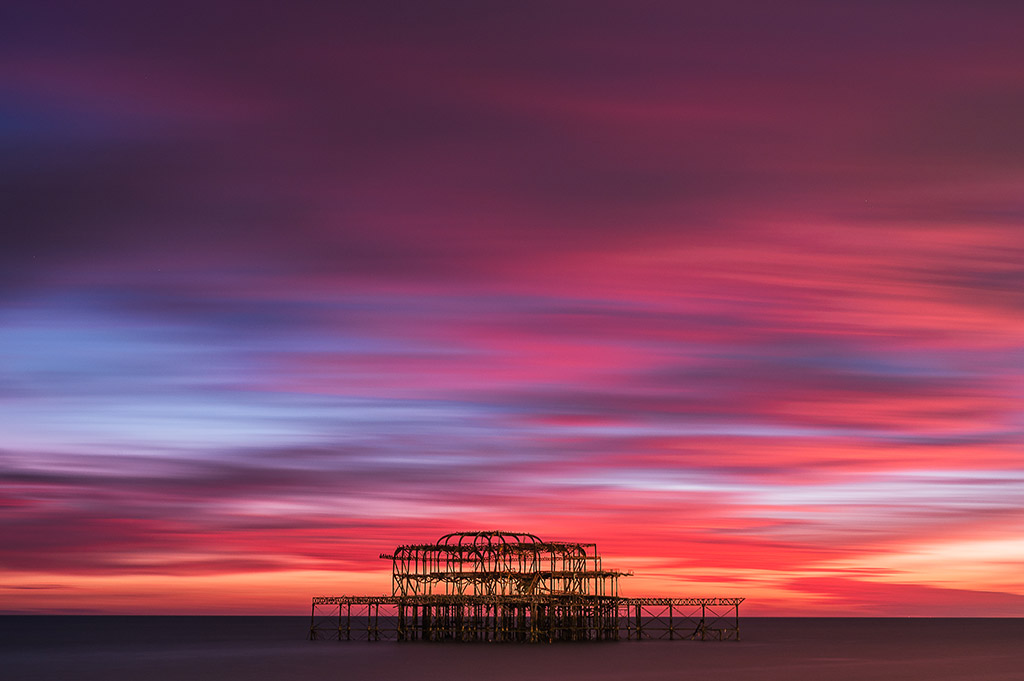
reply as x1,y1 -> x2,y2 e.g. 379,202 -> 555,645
309,531 -> 743,643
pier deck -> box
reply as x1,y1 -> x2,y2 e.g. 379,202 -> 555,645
309,595 -> 743,641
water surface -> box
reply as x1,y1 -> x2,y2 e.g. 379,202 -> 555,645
3,617 -> 1022,681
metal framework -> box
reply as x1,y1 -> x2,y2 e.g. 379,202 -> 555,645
310,530 -> 742,642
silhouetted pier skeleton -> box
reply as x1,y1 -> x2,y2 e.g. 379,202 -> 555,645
310,531 -> 743,642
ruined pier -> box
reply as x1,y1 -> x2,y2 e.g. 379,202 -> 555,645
309,530 -> 743,642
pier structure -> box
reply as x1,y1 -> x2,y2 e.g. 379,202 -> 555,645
309,530 -> 743,642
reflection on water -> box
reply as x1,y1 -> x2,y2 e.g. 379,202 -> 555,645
2,617 -> 1023,681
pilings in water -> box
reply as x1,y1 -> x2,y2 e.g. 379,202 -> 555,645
309,595 -> 744,642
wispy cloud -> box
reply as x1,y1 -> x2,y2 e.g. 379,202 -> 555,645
2,1 -> 1023,613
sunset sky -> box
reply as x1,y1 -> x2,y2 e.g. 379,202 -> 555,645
3,1 -> 1024,616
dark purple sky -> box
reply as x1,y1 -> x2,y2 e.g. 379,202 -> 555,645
2,1 -> 1024,614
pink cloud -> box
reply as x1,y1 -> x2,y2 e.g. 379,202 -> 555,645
3,1 -> 1024,615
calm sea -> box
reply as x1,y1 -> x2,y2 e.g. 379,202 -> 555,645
2,617 -> 1022,681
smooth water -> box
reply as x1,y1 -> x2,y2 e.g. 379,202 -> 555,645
2,617 -> 1022,681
